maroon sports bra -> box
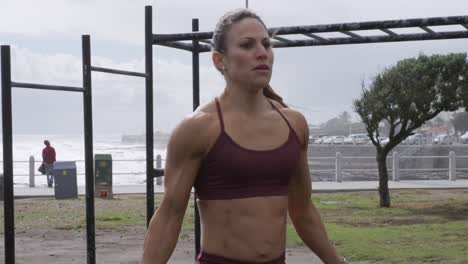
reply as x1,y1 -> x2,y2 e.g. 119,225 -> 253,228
193,98 -> 301,200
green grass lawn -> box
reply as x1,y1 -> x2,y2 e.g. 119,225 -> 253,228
309,190 -> 468,263
1,189 -> 467,263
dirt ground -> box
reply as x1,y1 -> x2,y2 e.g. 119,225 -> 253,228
0,195 -> 331,264
0,228 -> 328,264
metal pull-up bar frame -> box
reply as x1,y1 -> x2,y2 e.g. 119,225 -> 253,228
1,33 -> 152,264
1,40 -> 95,264
152,14 -> 468,53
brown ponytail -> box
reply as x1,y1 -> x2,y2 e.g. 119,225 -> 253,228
263,85 -> 287,108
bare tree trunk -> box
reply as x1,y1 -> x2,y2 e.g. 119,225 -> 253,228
377,151 -> 391,207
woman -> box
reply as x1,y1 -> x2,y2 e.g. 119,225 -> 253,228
141,9 -> 348,264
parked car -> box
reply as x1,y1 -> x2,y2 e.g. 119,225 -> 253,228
310,134 -> 328,144
323,136 -> 345,145
313,135 -> 329,144
432,134 -> 453,145
344,133 -> 369,145
405,133 -> 425,145
461,132 -> 468,144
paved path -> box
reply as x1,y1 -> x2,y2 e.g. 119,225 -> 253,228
11,179 -> 468,198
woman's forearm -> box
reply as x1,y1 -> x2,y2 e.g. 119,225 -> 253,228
141,207 -> 185,264
291,205 -> 343,264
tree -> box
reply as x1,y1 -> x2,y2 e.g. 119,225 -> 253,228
451,111 -> 468,135
353,53 -> 468,207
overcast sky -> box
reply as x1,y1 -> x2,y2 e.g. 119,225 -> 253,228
1,0 -> 468,135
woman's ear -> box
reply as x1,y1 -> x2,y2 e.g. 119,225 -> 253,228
212,51 -> 224,72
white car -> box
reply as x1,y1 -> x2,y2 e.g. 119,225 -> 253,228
314,136 -> 329,144
324,136 -> 345,145
461,132 -> 468,144
344,134 -> 369,145
433,134 -> 452,145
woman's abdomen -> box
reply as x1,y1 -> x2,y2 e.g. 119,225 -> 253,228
198,196 -> 288,262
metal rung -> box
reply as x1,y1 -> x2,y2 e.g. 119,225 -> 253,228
12,82 -> 84,92
154,168 -> 164,178
420,26 -> 437,35
302,33 -> 330,43
380,28 -> 399,38
340,31 -> 364,39
91,66 -> 147,78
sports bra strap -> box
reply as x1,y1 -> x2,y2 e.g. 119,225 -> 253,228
268,100 -> 293,130
214,97 -> 225,131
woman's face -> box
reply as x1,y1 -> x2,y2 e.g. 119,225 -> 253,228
219,17 -> 274,89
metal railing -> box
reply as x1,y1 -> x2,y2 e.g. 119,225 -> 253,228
308,151 -> 468,182
2,152 -> 468,186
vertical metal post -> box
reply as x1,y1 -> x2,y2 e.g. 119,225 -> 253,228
145,5 -> 155,227
29,156 -> 35,187
335,152 -> 342,182
449,151 -> 456,181
82,35 -> 96,264
192,18 -> 201,259
1,45 -> 15,264
392,151 -> 400,181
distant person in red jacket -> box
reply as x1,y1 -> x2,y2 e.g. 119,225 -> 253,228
42,140 -> 56,187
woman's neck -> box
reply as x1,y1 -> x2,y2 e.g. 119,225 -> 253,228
221,84 -> 269,115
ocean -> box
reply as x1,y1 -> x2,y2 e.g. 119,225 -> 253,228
0,134 -> 167,187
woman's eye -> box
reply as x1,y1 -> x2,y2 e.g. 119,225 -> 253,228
240,42 -> 253,49
263,42 -> 271,48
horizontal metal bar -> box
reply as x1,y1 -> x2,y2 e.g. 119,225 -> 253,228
187,30 -> 468,52
154,168 -> 164,178
400,156 -> 448,159
91,66 -> 147,78
271,30 -> 468,49
152,38 -> 194,51
342,156 -> 377,159
268,15 -> 468,36
153,15 -> 468,43
199,39 -> 212,45
400,168 -> 448,171
463,24 -> 468,30
12,82 -> 84,92
272,36 -> 296,44
154,40 -> 212,53
344,169 -> 379,171
153,32 -> 213,42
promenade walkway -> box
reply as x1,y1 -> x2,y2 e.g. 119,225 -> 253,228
12,179 -> 468,198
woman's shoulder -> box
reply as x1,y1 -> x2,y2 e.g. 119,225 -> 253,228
270,100 -> 309,145
167,100 -> 220,155
270,100 -> 308,127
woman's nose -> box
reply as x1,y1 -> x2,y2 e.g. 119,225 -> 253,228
255,45 -> 268,59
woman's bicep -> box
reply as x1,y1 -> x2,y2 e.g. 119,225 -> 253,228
288,148 -> 312,214
161,117 -> 206,214
288,112 -> 312,216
